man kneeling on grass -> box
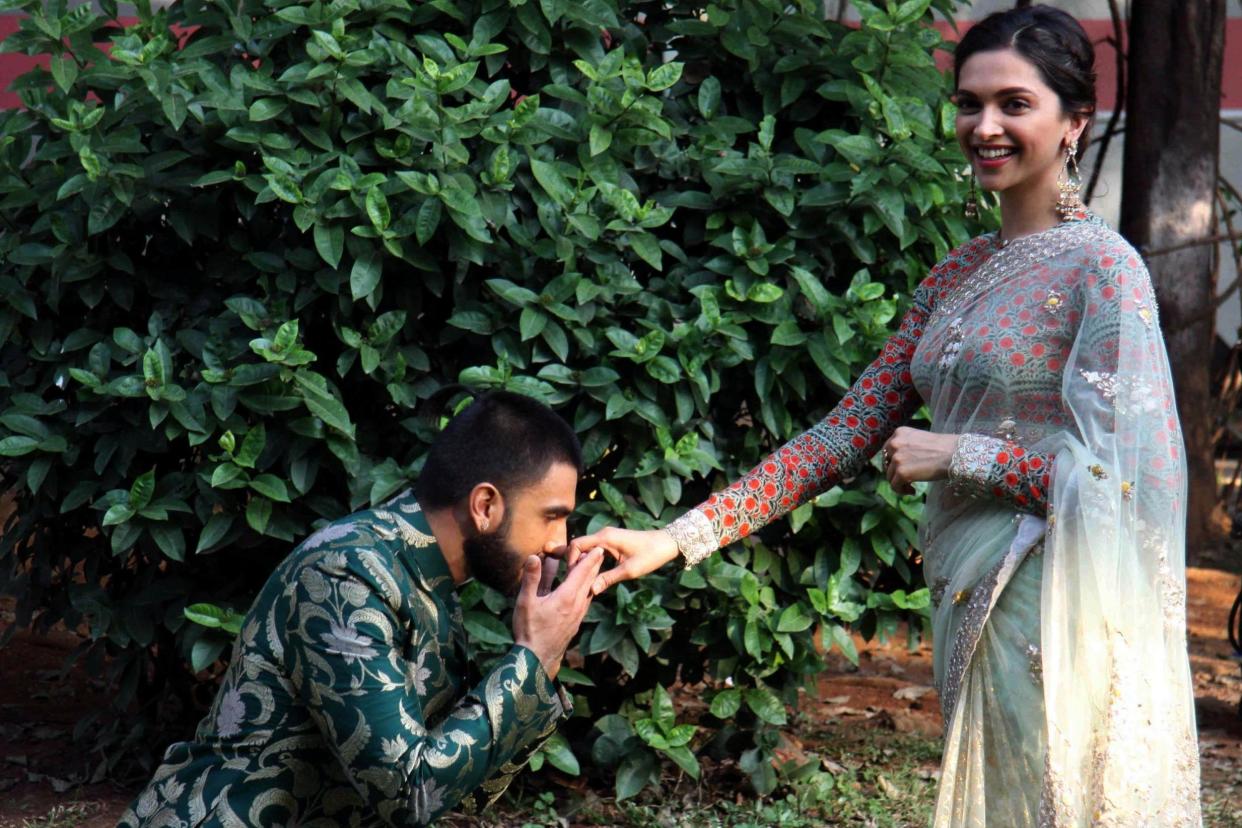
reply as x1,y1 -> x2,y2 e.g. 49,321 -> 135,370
120,391 -> 604,826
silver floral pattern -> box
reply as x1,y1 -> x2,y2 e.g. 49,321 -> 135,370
665,509 -> 718,568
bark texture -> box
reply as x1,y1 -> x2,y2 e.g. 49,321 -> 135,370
1120,0 -> 1227,561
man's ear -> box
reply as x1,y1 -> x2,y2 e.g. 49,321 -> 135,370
467,482 -> 504,533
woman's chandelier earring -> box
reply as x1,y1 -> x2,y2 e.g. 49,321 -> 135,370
1056,139 -> 1084,221
964,173 -> 980,219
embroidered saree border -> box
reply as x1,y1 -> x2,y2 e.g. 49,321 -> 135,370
938,523 -> 1041,739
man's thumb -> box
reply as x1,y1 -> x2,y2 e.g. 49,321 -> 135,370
519,555 -> 541,596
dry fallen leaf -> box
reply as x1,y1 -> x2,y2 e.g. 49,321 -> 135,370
877,774 -> 901,798
49,775 -> 76,794
822,757 -> 848,775
823,705 -> 868,717
30,725 -> 65,741
893,685 -> 935,702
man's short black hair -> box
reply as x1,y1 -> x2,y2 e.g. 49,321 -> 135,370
414,391 -> 583,510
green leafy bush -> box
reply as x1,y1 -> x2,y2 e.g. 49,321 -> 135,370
592,684 -> 700,801
0,0 -> 969,794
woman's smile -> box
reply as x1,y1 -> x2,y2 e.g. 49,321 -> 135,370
973,145 -> 1018,169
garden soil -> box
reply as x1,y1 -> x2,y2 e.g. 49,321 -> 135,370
1,567 -> 1239,827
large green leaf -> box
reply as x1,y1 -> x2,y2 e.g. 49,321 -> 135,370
615,751 -> 659,801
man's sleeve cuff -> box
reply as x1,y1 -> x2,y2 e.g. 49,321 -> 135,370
454,645 -> 570,808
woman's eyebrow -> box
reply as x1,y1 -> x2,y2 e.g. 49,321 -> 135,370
956,86 -> 1037,98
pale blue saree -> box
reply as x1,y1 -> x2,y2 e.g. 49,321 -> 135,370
911,216 -> 1201,826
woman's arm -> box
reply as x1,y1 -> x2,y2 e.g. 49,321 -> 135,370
880,425 -> 1053,515
574,272 -> 940,590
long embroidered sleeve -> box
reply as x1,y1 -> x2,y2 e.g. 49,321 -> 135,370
948,433 -> 1053,515
667,274 -> 939,565
119,491 -> 568,828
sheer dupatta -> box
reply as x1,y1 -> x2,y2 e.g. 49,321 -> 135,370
912,216 -> 1201,826
1037,241 -> 1200,825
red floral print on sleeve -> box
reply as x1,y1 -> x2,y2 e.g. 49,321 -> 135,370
690,274 -> 940,548
949,433 -> 1053,515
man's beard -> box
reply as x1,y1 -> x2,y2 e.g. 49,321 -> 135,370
462,513 -> 526,596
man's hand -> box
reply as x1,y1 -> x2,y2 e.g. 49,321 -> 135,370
881,426 -> 959,495
512,548 -> 604,679
565,527 -> 679,596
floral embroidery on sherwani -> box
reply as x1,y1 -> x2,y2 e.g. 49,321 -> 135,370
118,489 -> 569,827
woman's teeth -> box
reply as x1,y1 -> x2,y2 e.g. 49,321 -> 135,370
977,147 -> 1016,159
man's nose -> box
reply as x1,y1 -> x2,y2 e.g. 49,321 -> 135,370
546,525 -> 568,551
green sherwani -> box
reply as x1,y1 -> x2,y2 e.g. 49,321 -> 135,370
119,490 -> 569,827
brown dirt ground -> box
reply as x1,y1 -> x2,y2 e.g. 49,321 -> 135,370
1,567 -> 1240,826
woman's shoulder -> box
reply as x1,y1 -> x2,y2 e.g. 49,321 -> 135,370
916,233 -> 995,296
1057,217 -> 1161,327
1070,214 -> 1147,273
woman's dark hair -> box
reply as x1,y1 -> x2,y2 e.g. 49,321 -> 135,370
954,4 -> 1096,158
414,390 -> 583,510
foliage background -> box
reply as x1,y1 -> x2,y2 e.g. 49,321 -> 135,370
0,0 -> 975,797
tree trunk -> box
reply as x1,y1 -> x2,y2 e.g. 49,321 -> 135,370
1120,0 -> 1227,563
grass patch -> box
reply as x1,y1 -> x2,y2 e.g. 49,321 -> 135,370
1203,770 -> 1242,827
447,723 -> 942,828
450,718 -> 1242,827
0,802 -> 105,828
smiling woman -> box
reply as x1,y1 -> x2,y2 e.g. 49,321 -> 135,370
570,5 -> 1203,826
952,15 -> 1094,239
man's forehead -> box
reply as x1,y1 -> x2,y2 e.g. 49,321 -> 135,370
513,461 -> 578,509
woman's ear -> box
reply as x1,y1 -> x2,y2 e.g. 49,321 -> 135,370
1067,110 -> 1091,148
467,483 -> 504,533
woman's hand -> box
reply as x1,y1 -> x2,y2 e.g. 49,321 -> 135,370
565,527 -> 679,595
881,427 -> 960,494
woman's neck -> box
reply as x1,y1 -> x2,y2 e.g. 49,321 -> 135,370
996,177 -> 1064,242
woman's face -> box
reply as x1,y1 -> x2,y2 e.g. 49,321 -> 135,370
954,48 -> 1088,199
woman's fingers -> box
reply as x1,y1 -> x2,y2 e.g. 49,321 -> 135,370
884,444 -> 902,488
592,564 -> 629,596
882,427 -> 957,493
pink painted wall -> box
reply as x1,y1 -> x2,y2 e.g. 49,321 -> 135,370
1,12 -> 1238,111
